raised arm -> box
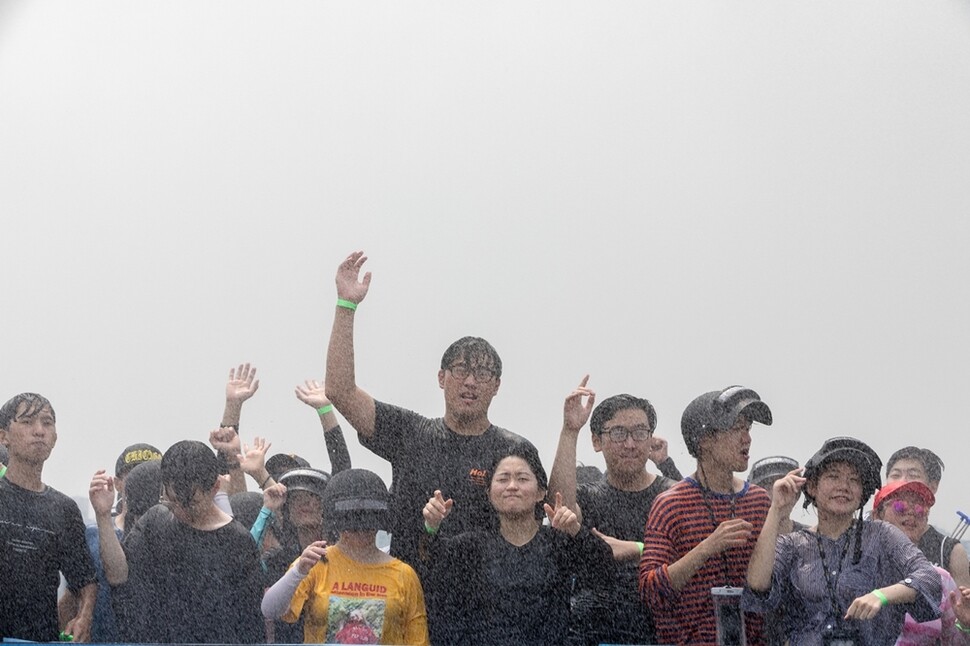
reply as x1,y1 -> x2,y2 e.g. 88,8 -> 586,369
88,470 -> 129,586
325,251 -> 377,437
295,379 -> 352,473
649,436 -> 683,481
747,468 -> 804,591
547,375 -> 595,518
217,364 -> 260,494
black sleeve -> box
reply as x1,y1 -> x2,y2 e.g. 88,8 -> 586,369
656,457 -> 683,481
360,401 -> 424,462
117,507 -> 169,642
58,496 -> 96,592
323,424 -> 352,474
561,527 -> 616,588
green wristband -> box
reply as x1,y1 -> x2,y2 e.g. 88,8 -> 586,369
317,404 -> 334,416
636,541 -> 644,555
336,299 -> 358,311
871,589 -> 888,606
956,619 -> 970,634
424,522 -> 439,535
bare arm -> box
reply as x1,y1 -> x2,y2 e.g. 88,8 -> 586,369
547,376 -> 595,519
63,583 -> 97,642
216,364 -> 260,494
325,251 -> 377,437
88,470 -> 129,585
950,542 -> 970,590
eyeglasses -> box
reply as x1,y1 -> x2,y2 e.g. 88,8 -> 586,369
448,364 -> 496,383
890,500 -> 927,517
601,425 -> 653,443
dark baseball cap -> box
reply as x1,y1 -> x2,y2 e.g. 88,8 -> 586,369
115,443 -> 163,478
682,386 -> 772,457
266,453 -> 311,480
749,456 -> 799,487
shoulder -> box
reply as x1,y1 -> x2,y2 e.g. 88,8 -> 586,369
487,425 -> 537,449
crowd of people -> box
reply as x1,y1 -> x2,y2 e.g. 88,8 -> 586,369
2,250 -> 969,646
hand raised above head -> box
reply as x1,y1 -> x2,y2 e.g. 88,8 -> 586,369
563,375 -> 596,434
238,436 -> 272,476
226,363 -> 260,403
295,379 -> 330,410
335,251 -> 372,304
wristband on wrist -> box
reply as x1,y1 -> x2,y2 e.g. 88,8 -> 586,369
636,541 -> 644,556
259,474 -> 273,488
956,619 -> 970,634
336,299 -> 358,311
424,522 -> 439,535
220,423 -> 238,433
871,589 -> 889,606
317,404 -> 334,416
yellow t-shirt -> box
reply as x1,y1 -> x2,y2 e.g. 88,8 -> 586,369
283,545 -> 429,645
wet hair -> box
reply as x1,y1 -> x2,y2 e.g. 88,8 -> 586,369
0,393 -> 55,431
885,446 -> 945,485
123,460 -> 162,534
440,336 -> 503,379
161,441 -> 221,509
590,394 -> 658,436
489,446 -> 548,520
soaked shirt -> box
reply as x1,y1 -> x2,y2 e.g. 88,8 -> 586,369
741,520 -> 942,646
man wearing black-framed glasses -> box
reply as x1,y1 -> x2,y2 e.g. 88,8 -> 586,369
324,251 -> 540,643
549,377 -> 683,645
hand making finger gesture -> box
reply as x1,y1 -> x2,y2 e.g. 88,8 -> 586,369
545,492 -> 581,536
423,490 -> 454,532
562,375 -> 596,434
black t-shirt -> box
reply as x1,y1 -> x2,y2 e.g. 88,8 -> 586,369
428,526 -> 614,646
573,474 -> 677,645
363,401 -> 541,567
117,505 -> 264,643
918,524 -> 958,569
0,478 -> 96,642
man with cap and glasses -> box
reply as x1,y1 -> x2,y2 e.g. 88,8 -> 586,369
0,393 -> 97,643
324,251 -> 541,643
639,385 -> 774,645
548,378 -> 683,645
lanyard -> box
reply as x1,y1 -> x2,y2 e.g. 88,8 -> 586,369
697,481 -> 739,587
813,525 -> 853,626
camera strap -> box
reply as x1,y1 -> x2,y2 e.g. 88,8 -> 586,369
813,523 -> 853,628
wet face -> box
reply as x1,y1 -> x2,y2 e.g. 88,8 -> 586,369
886,458 -> 930,486
699,414 -> 752,473
287,489 -> 323,528
807,460 -> 863,518
876,491 -> 930,543
0,402 -> 57,466
488,456 -> 545,519
438,358 -> 500,423
592,408 -> 652,479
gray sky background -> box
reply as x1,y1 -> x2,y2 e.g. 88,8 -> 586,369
2,1 -> 969,532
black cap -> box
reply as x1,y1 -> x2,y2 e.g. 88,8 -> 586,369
279,467 -> 331,499
321,469 -> 390,532
748,456 -> 799,487
266,453 -> 311,480
115,443 -> 162,478
803,436 -> 882,508
681,386 -> 773,458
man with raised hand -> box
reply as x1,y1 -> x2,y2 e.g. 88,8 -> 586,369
548,376 -> 681,645
639,385 -> 774,645
0,393 -> 97,643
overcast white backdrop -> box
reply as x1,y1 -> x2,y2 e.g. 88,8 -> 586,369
2,1 -> 969,532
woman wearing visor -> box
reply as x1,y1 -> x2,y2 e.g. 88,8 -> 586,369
744,437 -> 941,645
